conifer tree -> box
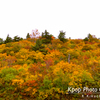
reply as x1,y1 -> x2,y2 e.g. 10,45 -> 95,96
0,38 -> 4,45
58,30 -> 66,43
4,34 -> 12,43
26,33 -> 30,39
41,30 -> 53,44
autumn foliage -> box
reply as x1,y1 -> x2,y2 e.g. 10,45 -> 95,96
0,35 -> 100,99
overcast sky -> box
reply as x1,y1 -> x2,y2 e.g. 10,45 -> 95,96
0,0 -> 100,40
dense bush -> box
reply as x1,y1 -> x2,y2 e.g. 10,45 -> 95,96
0,35 -> 100,99
81,45 -> 93,51
41,30 -> 53,44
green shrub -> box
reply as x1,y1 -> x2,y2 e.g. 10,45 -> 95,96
83,37 -> 88,41
82,45 -> 93,51
0,67 -> 19,82
12,44 -> 21,53
42,30 -> 53,44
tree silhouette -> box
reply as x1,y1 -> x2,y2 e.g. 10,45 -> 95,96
13,35 -> 23,42
0,38 -> 4,45
58,30 -> 66,43
26,33 -> 30,39
4,34 -> 12,43
41,30 -> 53,44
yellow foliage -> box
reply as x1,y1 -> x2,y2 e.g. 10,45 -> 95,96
32,88 -> 37,95
38,74 -> 42,77
0,44 -> 5,48
15,48 -> 29,60
73,71 -> 79,75
0,53 -> 7,58
69,82 -> 73,86
45,50 -> 62,60
19,40 -> 34,48
57,44 -> 62,48
53,61 -> 77,74
34,51 -> 44,61
55,94 -> 60,99
12,65 -> 21,70
25,87 -> 32,92
23,64 -> 28,69
25,74 -> 38,81
53,67 -> 61,75
12,79 -> 24,85
10,51 -> 14,55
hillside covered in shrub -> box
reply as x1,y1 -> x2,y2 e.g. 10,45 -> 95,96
0,31 -> 100,99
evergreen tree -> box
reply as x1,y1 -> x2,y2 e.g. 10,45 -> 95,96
84,33 -> 98,42
13,35 -> 22,42
88,33 -> 93,40
32,39 -> 48,54
41,30 -> 53,44
32,39 -> 44,51
4,34 -> 12,43
26,33 -> 30,39
0,38 -> 4,45
83,37 -> 88,41
58,31 -> 66,43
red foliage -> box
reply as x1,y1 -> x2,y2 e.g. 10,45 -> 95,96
25,46 -> 31,49
83,56 -> 89,59
45,58 -> 53,68
23,80 -> 38,87
82,50 -> 86,52
28,63 -> 40,74
51,36 -> 55,39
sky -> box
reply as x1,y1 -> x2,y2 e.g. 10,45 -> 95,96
0,0 -> 100,40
